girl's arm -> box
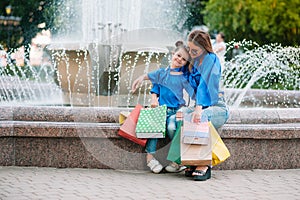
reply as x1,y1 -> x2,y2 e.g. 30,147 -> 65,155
131,68 -> 163,93
131,74 -> 149,93
150,83 -> 160,108
151,93 -> 159,108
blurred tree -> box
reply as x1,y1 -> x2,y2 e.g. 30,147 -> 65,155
250,0 -> 300,46
202,0 -> 300,46
0,0 -> 60,59
182,0 -> 208,31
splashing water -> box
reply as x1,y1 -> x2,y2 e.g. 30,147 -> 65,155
0,1 -> 299,108
224,42 -> 300,108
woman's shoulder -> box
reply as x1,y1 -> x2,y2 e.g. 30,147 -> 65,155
203,53 -> 221,71
205,52 -> 217,60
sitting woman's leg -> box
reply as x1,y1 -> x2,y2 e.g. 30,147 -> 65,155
192,165 -> 211,181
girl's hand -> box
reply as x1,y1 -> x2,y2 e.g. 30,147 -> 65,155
131,75 -> 144,93
150,93 -> 159,108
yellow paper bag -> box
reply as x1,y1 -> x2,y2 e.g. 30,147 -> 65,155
209,122 -> 230,166
119,111 -> 131,125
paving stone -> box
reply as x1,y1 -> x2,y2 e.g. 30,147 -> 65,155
0,167 -> 299,199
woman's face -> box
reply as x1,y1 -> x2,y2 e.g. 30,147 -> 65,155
216,34 -> 223,42
172,48 -> 189,68
188,41 -> 204,59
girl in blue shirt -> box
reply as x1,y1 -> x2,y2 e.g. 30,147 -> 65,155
131,41 -> 195,174
177,30 -> 229,181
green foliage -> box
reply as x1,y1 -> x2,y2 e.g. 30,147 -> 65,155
0,64 -> 32,79
202,0 -> 300,46
250,0 -> 300,46
181,0 -> 208,31
0,63 -> 55,82
0,0 -> 60,50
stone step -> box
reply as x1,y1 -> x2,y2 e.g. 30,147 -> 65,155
1,106 -> 300,124
1,121 -> 300,139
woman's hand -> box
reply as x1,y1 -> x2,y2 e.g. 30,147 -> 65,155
131,75 -> 146,93
191,105 -> 202,123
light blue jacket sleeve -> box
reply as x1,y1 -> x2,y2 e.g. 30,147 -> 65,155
195,53 -> 221,106
182,78 -> 196,100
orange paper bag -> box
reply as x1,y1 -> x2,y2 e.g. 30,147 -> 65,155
118,104 -> 147,147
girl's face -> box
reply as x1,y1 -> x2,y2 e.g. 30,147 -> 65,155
187,41 -> 204,59
172,48 -> 189,68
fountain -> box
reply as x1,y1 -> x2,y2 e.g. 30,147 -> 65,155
223,42 -> 300,108
0,0 -> 299,170
45,0 -> 187,107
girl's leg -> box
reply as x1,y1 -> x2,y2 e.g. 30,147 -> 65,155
166,114 -> 176,139
145,139 -> 163,173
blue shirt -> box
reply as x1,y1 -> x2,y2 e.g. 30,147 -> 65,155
187,53 -> 221,107
148,67 -> 195,108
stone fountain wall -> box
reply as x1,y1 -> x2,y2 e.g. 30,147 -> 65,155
0,106 -> 299,170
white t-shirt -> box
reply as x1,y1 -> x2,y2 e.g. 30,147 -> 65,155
213,41 -> 226,71
0,50 -> 7,67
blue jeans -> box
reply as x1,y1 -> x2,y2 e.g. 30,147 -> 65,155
145,109 -> 178,154
181,96 -> 229,129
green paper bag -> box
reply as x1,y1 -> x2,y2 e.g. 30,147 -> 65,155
167,120 -> 182,164
136,105 -> 167,138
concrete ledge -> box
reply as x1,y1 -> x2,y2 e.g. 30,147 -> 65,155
1,118 -> 300,170
220,123 -> 300,139
1,106 -> 300,170
1,106 -> 300,124
1,121 -> 300,139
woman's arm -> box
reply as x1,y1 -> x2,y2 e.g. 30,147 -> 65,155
191,54 -> 221,123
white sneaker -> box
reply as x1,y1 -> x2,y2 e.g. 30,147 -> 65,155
165,162 -> 186,173
147,158 -> 163,174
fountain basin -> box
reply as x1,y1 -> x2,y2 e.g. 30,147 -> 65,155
225,88 -> 300,108
46,28 -> 185,107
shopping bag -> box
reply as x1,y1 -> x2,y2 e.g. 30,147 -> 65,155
135,105 -> 167,138
167,116 -> 230,166
180,124 -> 212,166
167,120 -> 182,164
210,122 -> 230,166
182,120 -> 209,145
118,104 -> 147,147
119,111 -> 130,125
